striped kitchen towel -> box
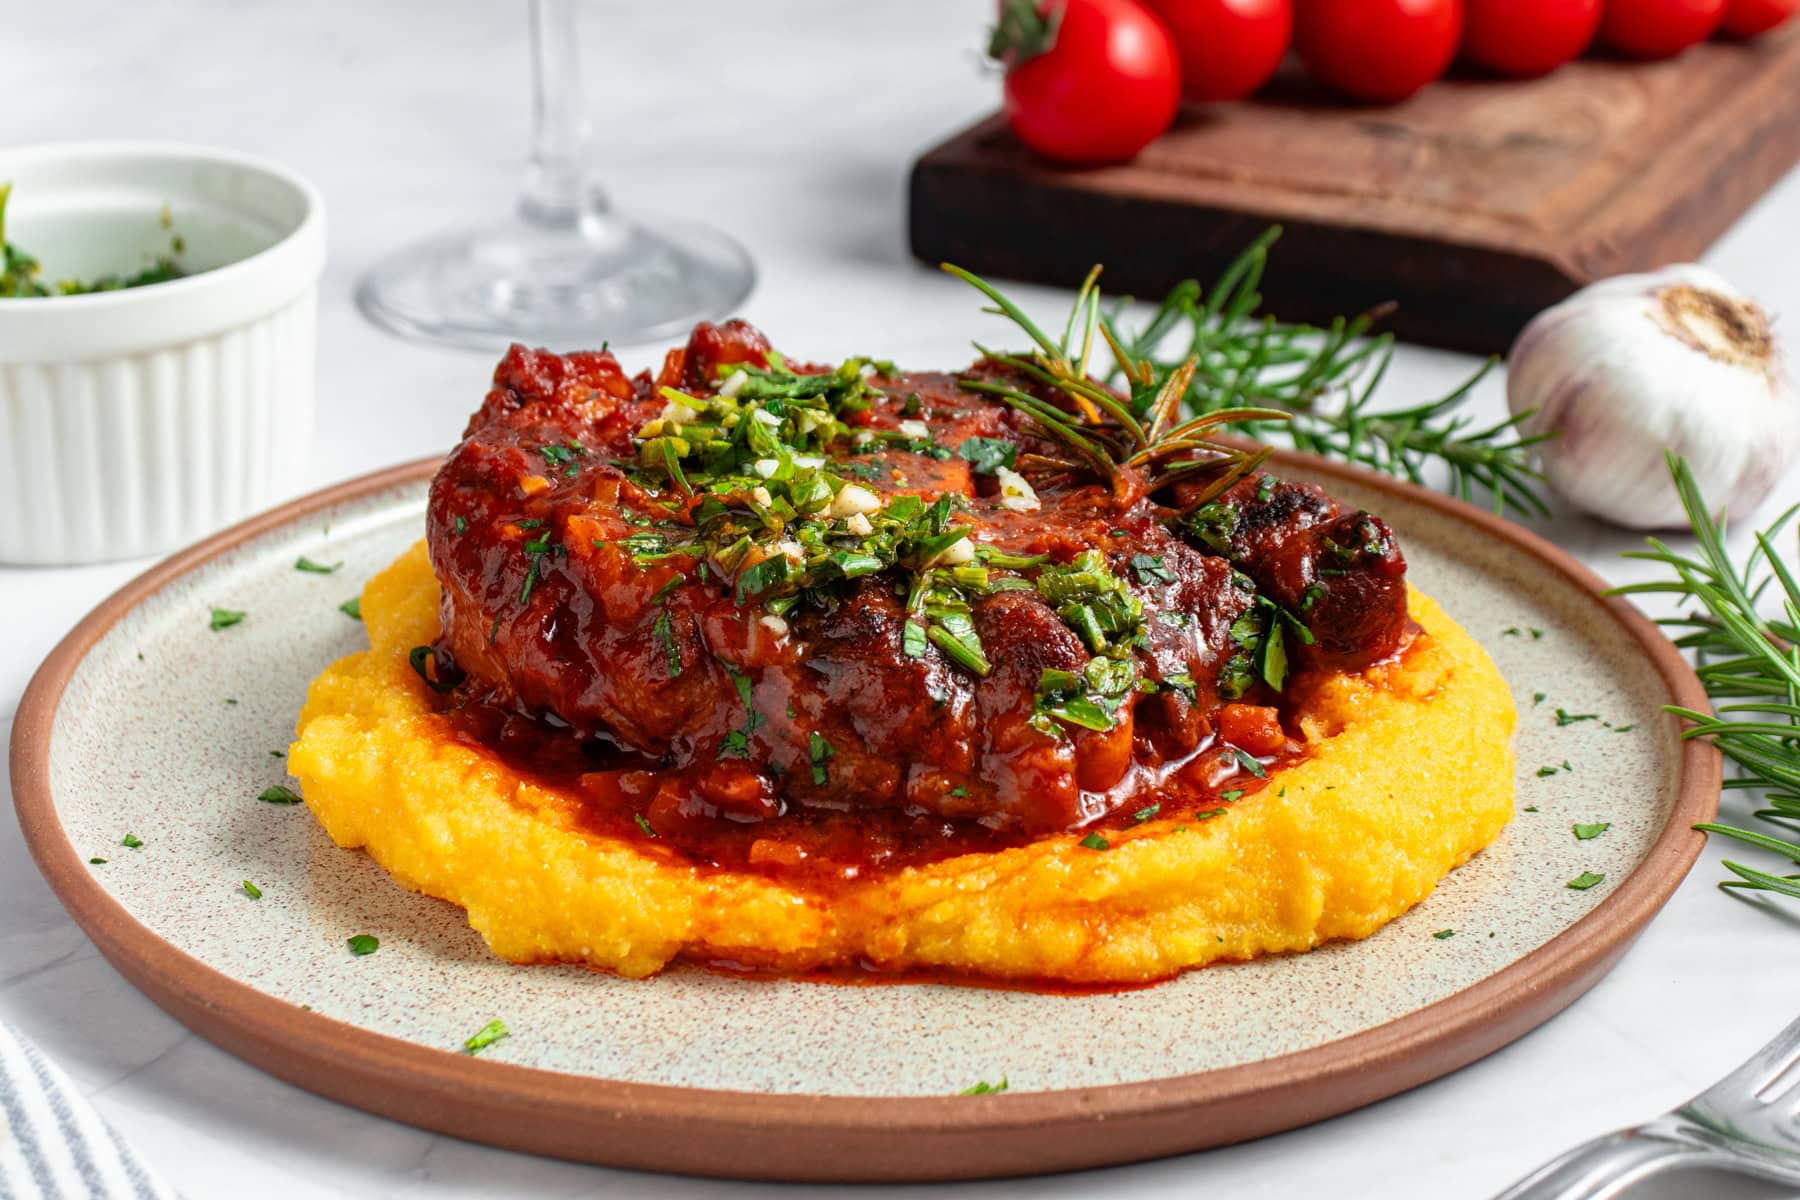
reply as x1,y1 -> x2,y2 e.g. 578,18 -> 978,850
0,1019 -> 175,1200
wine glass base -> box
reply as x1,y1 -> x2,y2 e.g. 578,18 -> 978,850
355,215 -> 756,352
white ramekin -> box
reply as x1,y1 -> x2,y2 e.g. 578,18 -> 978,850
0,142 -> 326,565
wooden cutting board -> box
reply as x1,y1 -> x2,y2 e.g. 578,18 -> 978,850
908,25 -> 1800,354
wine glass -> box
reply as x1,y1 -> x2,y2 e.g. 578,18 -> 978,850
355,0 -> 755,351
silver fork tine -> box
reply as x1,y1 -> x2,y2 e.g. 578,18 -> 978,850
1701,1014 -> 1800,1104
1496,1017 -> 1800,1199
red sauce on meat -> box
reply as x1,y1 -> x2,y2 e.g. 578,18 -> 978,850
420,321 -> 1412,886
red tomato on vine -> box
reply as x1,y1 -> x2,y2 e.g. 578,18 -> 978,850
1141,0 -> 1294,102
991,0 -> 1182,165
1293,0 -> 1464,103
1462,0 -> 1601,76
1598,0 -> 1727,58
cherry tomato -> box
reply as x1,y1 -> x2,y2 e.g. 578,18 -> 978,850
1721,0 -> 1798,35
1293,0 -> 1463,102
1598,0 -> 1726,57
1462,0 -> 1601,75
997,0 -> 1182,165
1142,0 -> 1294,101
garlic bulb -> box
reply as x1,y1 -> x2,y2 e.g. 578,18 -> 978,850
1506,265 -> 1799,529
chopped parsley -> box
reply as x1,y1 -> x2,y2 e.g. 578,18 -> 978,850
1218,790 -> 1244,803
1432,929 -> 1455,940
1129,552 -> 1175,586
241,879 -> 262,899
1132,803 -> 1161,823
1612,724 -> 1636,733
452,515 -> 468,535
463,1019 -> 510,1054
955,437 -> 1018,476
1230,748 -> 1267,778
1532,692 -> 1545,706
1566,871 -> 1606,891
652,609 -> 682,677
258,785 -> 303,805
339,596 -> 362,620
209,607 -> 246,631
1194,806 -> 1229,820
808,732 -> 835,785
1554,709 -> 1599,727
1079,832 -> 1110,851
121,833 -> 143,849
902,619 -> 929,658
88,857 -> 107,865
347,934 -> 380,956
295,556 -> 342,574
960,1077 -> 1010,1095
633,813 -> 657,837
1572,822 -> 1610,841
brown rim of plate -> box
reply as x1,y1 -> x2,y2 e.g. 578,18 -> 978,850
9,450 -> 1720,1183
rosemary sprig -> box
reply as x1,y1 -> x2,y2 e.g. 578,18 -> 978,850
942,261 -> 1283,498
1612,454 -> 1800,902
1100,228 -> 1555,518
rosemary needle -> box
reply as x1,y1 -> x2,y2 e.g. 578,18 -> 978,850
1099,227 -> 1554,518
1612,453 -> 1800,902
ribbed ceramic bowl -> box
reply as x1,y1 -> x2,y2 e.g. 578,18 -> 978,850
0,141 -> 326,565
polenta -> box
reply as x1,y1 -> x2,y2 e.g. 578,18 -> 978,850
289,541 -> 1515,984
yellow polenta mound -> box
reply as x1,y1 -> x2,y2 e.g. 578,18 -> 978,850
290,541 -> 1516,984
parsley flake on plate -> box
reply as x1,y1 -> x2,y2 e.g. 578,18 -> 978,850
208,607 -> 246,631
1567,871 -> 1606,891
347,934 -> 379,956
463,1019 -> 510,1055
295,556 -> 342,574
960,1076 -> 1009,1095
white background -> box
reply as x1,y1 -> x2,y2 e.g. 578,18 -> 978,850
5,2 -> 1800,1196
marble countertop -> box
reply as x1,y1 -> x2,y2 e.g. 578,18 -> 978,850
6,1 -> 1800,1196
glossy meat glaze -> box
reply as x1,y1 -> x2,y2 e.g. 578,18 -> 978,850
422,321 -> 1409,873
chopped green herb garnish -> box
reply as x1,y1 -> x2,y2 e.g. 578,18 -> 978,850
955,437 -> 1018,476
1536,766 -> 1560,778
1194,807 -> 1228,820
452,515 -> 468,535
634,813 -> 657,837
1523,805 -> 1539,812
808,732 -> 835,785
121,833 -> 143,849
1231,748 -> 1266,778
1532,692 -> 1545,706
1132,803 -> 1160,823
1567,871 -> 1605,891
295,556 -> 342,574
1612,724 -> 1635,733
1554,709 -> 1599,727
88,857 -> 107,865
241,879 -> 262,899
652,608 -> 682,676
209,607 -> 246,631
1432,929 -> 1455,940
339,596 -> 362,620
1572,822 -> 1610,841
258,785 -> 303,805
1218,790 -> 1244,803
347,934 -> 380,956
960,1077 -> 1010,1095
463,1019 -> 510,1054
902,619 -> 929,658
1129,552 -> 1174,586
947,786 -> 969,798
1079,832 -> 1110,851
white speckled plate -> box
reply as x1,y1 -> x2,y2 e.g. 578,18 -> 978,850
10,453 -> 1717,1181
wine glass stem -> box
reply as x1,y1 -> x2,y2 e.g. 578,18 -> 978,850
521,0 -> 607,231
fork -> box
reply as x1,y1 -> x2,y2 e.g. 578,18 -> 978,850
1495,1015 -> 1800,1199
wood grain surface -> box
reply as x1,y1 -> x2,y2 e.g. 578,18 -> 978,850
909,26 -> 1800,353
